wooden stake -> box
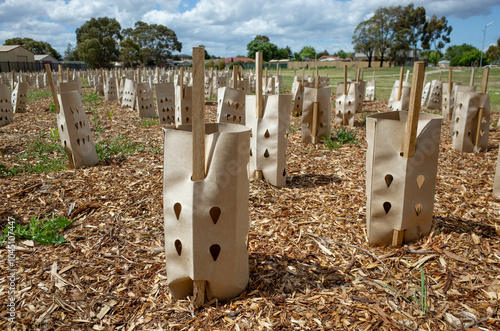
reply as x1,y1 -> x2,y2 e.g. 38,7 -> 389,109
470,67 -> 475,87
397,67 -> 404,101
392,229 -> 405,247
405,69 -> 410,82
474,68 -> 489,147
448,68 -> 452,94
311,102 -> 319,144
67,67 -> 70,81
264,67 -> 268,93
403,62 -> 426,158
44,64 -> 60,114
58,64 -> 63,83
180,67 -> 184,99
438,70 -> 442,81
343,65 -> 348,96
192,46 -> 206,307
232,65 -> 238,89
256,52 -> 263,119
355,68 -> 360,82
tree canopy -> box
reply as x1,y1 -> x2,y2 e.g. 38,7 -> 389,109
445,44 -> 482,66
299,46 -> 316,60
76,17 -> 122,68
246,36 -> 279,61
4,37 -> 62,60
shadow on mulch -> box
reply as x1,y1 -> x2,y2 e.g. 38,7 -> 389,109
247,252 -> 349,298
286,173 -> 341,188
434,215 -> 498,238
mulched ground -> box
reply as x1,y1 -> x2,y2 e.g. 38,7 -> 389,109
0,86 -> 499,331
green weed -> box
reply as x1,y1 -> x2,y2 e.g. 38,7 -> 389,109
322,127 -> 358,150
49,102 -> 56,113
0,215 -> 72,245
140,117 -> 158,126
27,89 -> 52,103
96,135 -> 145,161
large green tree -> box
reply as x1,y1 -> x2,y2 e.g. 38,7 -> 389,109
246,36 -> 279,61
397,4 -> 426,62
4,37 -> 62,60
370,6 -> 402,67
421,15 -> 452,65
124,21 -> 182,65
299,46 -> 316,60
485,37 -> 500,63
76,17 -> 122,68
445,44 -> 482,66
352,21 -> 377,67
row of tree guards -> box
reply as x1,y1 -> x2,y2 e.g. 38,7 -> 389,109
1,49 -> 496,305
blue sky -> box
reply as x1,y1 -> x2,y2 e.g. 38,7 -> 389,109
0,0 -> 499,58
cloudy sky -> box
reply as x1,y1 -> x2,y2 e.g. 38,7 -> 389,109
0,0 -> 499,58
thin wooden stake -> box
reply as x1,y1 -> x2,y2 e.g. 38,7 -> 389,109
392,229 -> 405,247
355,68 -> 360,82
232,65 -> 238,89
448,68 -> 452,94
67,68 -> 70,81
481,67 -> 489,94
438,70 -> 442,81
397,67 -> 404,101
343,65 -> 348,96
470,67 -> 475,87
256,52 -> 263,119
474,68 -> 489,147
180,67 -> 184,99
58,64 -> 63,83
44,64 -> 60,114
403,61 -> 426,158
264,67 -> 268,93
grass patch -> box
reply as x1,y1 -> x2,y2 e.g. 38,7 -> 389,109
27,89 -> 52,103
140,117 -> 159,126
96,135 -> 145,161
322,127 -> 358,150
0,130 -> 67,177
0,215 -> 72,245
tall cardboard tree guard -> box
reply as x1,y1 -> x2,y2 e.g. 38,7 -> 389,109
45,65 -> 98,169
0,84 -> 14,127
136,82 -> 156,118
426,79 -> 443,110
291,69 -> 306,117
217,65 -> 246,125
387,67 -> 411,112
163,48 -> 251,304
335,66 -> 355,127
104,73 -> 118,101
452,68 -> 490,153
155,82 -> 175,125
366,62 -> 442,246
246,52 -> 291,187
365,72 -> 375,102
11,81 -> 27,113
121,79 -> 137,109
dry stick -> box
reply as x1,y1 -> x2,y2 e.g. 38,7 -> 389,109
474,67 -> 489,147
255,52 -> 264,179
191,46 -> 206,308
397,67 -> 404,101
44,64 -> 60,114
470,67 -> 475,87
311,73 -> 320,144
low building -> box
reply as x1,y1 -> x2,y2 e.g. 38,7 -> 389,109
0,45 -> 35,72
34,54 -> 59,70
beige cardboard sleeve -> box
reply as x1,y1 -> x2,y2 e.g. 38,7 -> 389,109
452,91 -> 490,153
426,80 -> 442,110
175,86 -> 193,127
155,82 -> 175,125
335,83 -> 356,127
365,80 -> 375,101
366,112 -> 442,246
450,85 -> 476,135
217,87 -> 246,125
163,123 -> 251,301
136,83 -> 156,118
421,82 -> 431,106
57,90 -> 99,168
11,82 -> 27,113
441,82 -> 461,121
493,148 -> 500,198
292,80 -> 304,116
104,77 -> 117,101
121,79 -> 137,109
246,94 -> 291,187
0,84 -> 14,127
387,81 -> 411,111
302,86 -> 331,142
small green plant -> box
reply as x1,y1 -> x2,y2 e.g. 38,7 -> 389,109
49,102 -> 56,113
92,115 -> 105,135
413,268 -> 428,314
27,89 -> 52,103
322,127 -> 358,150
289,123 -> 300,132
0,215 -> 72,245
140,117 -> 158,126
82,91 -> 101,103
107,106 -> 114,121
96,135 -> 145,161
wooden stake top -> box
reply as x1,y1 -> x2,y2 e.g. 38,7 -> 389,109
403,61 -> 426,159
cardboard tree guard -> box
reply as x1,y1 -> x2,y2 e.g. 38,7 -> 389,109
217,87 -> 246,125
121,79 -> 137,109
450,85 -> 476,136
387,81 -> 411,112
366,111 -> 442,246
155,82 -> 175,125
0,84 -> 14,127
335,82 -> 356,127
136,83 -> 156,118
175,85 -> 193,127
11,82 -> 27,113
57,90 -> 99,169
426,80 -> 442,110
163,123 -> 251,301
246,94 -> 292,187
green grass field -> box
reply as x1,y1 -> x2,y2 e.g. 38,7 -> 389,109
279,66 -> 500,112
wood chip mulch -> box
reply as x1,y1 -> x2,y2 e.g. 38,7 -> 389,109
0,87 -> 499,330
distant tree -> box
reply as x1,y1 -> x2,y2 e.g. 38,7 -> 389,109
352,21 -> 376,67
300,46 -> 316,60
76,17 -> 122,68
5,37 -> 62,60
120,37 -> 141,67
206,59 -> 215,69
293,52 -> 302,61
277,46 -> 292,59
254,35 -> 270,43
335,50 -> 348,59
421,50 -> 443,65
397,4 -> 426,62
124,21 -> 182,65
217,59 -> 226,70
421,15 -> 452,65
485,37 -> 500,63
247,36 -> 279,61
316,50 -> 329,58
445,44 -> 482,66
63,43 -> 78,61
370,6 -> 402,67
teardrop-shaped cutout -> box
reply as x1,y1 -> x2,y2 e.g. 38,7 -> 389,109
209,207 -> 221,224
174,202 -> 182,220
227,100 -> 233,106
415,203 -> 423,216
480,130 -> 484,136
384,174 -> 393,188
210,244 -> 221,261
417,175 -> 425,188
283,168 -> 286,176
175,239 -> 182,256
249,148 -> 252,157
264,129 -> 270,138
264,149 -> 270,158
383,202 -> 391,214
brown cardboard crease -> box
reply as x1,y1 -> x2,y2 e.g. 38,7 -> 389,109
246,94 -> 291,187
366,111 -> 442,246
163,123 -> 251,301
